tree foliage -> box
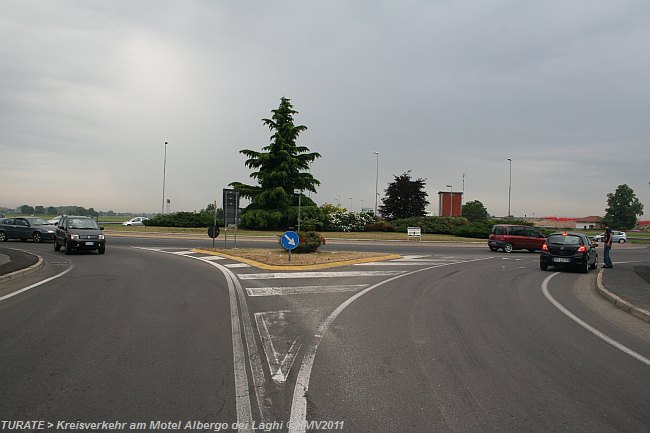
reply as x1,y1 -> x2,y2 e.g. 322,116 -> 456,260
231,97 -> 321,212
462,200 -> 489,222
379,171 -> 429,220
604,184 -> 644,230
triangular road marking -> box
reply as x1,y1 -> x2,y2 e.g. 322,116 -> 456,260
254,311 -> 304,383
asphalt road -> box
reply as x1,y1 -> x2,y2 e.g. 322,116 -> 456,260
1,236 -> 648,433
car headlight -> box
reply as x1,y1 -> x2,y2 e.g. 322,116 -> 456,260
98,234 -> 105,240
70,234 -> 79,240
47,230 -> 54,233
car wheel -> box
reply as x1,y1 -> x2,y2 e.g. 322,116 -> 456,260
540,262 -> 548,271
54,240 -> 61,252
503,243 -> 513,253
32,232 -> 43,243
0,231 -> 6,242
582,260 -> 589,274
64,240 -> 73,255
98,245 -> 105,255
619,239 -> 625,244
590,255 -> 598,269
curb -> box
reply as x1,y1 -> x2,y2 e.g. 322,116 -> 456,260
596,269 -> 650,324
0,256 -> 45,284
192,249 -> 402,271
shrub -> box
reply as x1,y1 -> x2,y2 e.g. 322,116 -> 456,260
325,211 -> 377,232
145,212 -> 213,228
364,220 -> 396,232
391,216 -> 467,234
238,209 -> 285,230
451,222 -> 493,239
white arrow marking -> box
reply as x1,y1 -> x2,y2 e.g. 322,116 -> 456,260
284,234 -> 296,246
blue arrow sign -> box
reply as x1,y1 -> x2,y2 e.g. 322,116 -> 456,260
281,231 -> 299,250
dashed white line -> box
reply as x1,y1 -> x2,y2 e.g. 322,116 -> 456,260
238,270 -> 404,280
246,285 -> 367,297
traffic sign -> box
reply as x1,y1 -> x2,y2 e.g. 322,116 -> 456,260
281,231 -> 299,250
208,225 -> 220,239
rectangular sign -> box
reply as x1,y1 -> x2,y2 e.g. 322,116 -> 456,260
222,188 -> 240,226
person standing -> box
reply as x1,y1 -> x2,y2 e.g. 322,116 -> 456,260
602,222 -> 613,268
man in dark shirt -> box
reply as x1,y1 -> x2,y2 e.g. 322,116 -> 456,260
602,222 -> 613,268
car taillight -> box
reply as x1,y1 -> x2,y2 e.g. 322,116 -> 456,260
577,245 -> 586,252
542,244 -> 548,251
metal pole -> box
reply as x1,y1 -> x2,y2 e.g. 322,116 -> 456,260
374,152 -> 379,216
162,141 -> 168,214
508,158 -> 512,218
297,190 -> 302,232
212,199 -> 217,250
461,173 -> 465,216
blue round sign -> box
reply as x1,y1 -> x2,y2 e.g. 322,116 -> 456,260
281,231 -> 299,250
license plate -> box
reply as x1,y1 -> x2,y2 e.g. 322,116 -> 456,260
85,242 -> 95,246
553,257 -> 571,263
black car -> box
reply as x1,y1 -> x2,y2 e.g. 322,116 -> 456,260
54,215 -> 106,255
540,232 -> 598,273
0,217 -> 56,243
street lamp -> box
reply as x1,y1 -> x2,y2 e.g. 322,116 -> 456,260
507,158 -> 512,218
294,189 -> 302,232
162,141 -> 168,214
446,185 -> 453,217
373,152 -> 379,216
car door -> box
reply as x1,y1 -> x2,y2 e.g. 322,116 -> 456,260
14,218 -> 31,239
526,227 -> 546,251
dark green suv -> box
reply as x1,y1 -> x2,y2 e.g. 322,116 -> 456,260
54,216 -> 106,255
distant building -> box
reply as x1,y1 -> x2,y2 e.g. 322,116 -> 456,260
438,191 -> 463,217
575,216 -> 603,230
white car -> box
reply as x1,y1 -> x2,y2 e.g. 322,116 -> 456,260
592,231 -> 627,243
46,215 -> 63,226
122,217 -> 148,226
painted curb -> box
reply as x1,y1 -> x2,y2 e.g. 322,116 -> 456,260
596,269 -> 650,324
0,256 -> 45,284
192,249 -> 401,271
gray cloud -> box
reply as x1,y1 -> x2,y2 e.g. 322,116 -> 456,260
1,1 -> 648,218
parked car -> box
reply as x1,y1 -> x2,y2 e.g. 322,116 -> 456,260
540,232 -> 598,273
488,224 -> 546,253
592,231 -> 627,243
0,217 -> 56,243
54,215 -> 105,254
122,217 -> 149,226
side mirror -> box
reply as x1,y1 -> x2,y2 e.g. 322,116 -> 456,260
592,242 -> 599,248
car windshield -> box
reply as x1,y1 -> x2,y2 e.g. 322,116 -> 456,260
69,219 -> 100,230
25,217 -> 49,226
548,234 -> 582,245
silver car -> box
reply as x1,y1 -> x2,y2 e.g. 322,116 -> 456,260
122,217 -> 149,226
592,230 -> 627,243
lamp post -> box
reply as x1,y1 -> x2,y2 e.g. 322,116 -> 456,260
446,185 -> 453,217
162,141 -> 168,214
373,151 -> 379,216
294,189 -> 302,232
507,158 -> 512,218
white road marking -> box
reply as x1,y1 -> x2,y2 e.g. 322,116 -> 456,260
238,270 -> 404,280
171,250 -> 197,255
288,257 -> 495,433
255,311 -> 303,383
542,273 -> 650,367
0,265 -> 74,302
199,255 -> 226,261
355,260 -> 453,266
224,263 -> 251,268
246,285 -> 367,297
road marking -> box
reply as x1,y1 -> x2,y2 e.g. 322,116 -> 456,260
171,250 -> 197,255
355,260 -> 452,266
542,273 -> 650,367
199,255 -> 226,261
246,285 -> 367,297
0,265 -> 74,302
255,311 -> 303,383
288,257 -> 495,433
224,263 -> 251,268
238,270 -> 404,280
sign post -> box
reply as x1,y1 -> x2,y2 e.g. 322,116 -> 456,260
280,230 -> 299,262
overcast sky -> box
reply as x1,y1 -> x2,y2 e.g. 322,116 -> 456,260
2,1 -> 649,218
